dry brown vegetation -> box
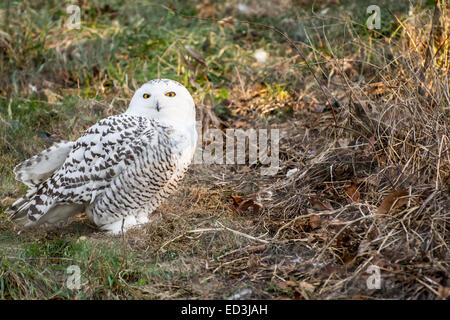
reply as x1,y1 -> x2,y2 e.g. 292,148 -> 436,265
152,1 -> 450,299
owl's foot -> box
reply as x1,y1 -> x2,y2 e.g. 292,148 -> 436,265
100,214 -> 150,234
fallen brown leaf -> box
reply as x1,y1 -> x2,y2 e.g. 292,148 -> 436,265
234,121 -> 247,128
42,88 -> 62,103
368,81 -> 387,96
184,45 -> 208,68
377,190 -> 409,214
237,166 -> 251,173
230,194 -> 244,206
345,184 -> 360,203
230,195 -> 262,215
277,279 -> 315,292
246,244 -> 266,253
309,215 -> 323,230
217,16 -> 234,29
298,281 -> 315,292
195,4 -> 216,18
277,280 -> 297,289
438,285 -> 450,299
239,199 -> 262,214
309,198 -> 333,211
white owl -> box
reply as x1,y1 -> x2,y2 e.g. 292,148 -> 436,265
9,79 -> 197,234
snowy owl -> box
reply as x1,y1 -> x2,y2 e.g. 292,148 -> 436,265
9,79 -> 197,234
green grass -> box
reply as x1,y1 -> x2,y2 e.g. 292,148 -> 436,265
0,231 -> 174,299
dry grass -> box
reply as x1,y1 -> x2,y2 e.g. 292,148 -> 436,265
195,2 -> 450,299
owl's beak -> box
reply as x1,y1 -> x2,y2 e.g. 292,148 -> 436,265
156,100 -> 160,112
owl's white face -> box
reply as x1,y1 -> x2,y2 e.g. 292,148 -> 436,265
126,79 -> 196,128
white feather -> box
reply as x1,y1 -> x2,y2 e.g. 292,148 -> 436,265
14,141 -> 74,187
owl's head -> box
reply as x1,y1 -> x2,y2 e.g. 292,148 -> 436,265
126,79 -> 196,127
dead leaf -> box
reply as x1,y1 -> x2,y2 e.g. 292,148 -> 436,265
230,195 -> 262,215
294,220 -> 307,232
237,166 -> 251,173
246,244 -> 266,253
345,184 -> 360,203
377,190 -> 409,214
184,45 -> 208,68
277,280 -> 297,290
368,82 -> 387,96
298,281 -> 315,292
438,285 -> 450,299
195,4 -> 216,18
230,194 -> 243,206
277,279 -> 315,293
234,121 -> 247,128
42,89 -> 62,103
309,198 -> 333,211
309,215 -> 323,230
217,16 -> 234,29
246,254 -> 260,269
239,199 -> 262,214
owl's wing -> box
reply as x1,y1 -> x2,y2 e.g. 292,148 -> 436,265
10,114 -> 158,226
50,114 -> 152,204
13,141 -> 74,188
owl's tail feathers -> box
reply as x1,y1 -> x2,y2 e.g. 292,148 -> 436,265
7,195 -> 31,224
8,190 -> 45,227
14,140 -> 74,188
8,192 -> 85,228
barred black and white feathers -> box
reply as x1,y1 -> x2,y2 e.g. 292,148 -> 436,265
9,79 -> 197,234
14,141 -> 74,188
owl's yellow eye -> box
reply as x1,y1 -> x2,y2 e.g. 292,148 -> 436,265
165,91 -> 176,97
143,93 -> 150,99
